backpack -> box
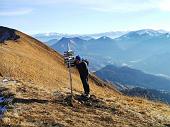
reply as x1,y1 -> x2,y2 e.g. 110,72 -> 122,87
82,59 -> 89,66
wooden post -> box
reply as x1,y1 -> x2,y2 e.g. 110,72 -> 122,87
67,42 -> 73,102
68,61 -> 73,100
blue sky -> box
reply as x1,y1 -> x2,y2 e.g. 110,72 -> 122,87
1,0 -> 170,34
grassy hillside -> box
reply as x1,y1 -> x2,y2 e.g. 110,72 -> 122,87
0,28 -> 118,98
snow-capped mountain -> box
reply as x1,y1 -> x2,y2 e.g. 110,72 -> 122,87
86,31 -> 128,39
33,33 -> 76,42
33,31 -> 128,43
116,29 -> 169,41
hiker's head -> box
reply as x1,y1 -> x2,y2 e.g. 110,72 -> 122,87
75,55 -> 81,64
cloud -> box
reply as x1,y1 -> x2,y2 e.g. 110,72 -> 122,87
37,0 -> 170,13
1,0 -> 170,15
82,0 -> 170,13
157,0 -> 170,11
89,1 -> 155,13
0,8 -> 33,16
77,0 -> 170,13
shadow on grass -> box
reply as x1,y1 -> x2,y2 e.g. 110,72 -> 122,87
9,93 -> 117,114
164,124 -> 170,127
12,98 -> 49,104
54,94 -> 117,113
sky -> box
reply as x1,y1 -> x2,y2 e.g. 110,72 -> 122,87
1,0 -> 170,34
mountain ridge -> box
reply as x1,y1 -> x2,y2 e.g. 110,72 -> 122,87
33,31 -> 128,42
95,65 -> 170,91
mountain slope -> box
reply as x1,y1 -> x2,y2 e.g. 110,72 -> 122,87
95,65 -> 170,91
0,27 -> 118,98
121,87 -> 170,104
0,27 -> 170,127
52,37 -> 86,54
95,65 -> 170,104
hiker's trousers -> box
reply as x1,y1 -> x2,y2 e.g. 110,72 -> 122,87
80,75 -> 90,94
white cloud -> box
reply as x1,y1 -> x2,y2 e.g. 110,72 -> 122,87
1,0 -> 170,14
87,0 -> 170,13
157,0 -> 170,11
89,1 -> 155,13
0,8 -> 32,16
45,0 -> 170,13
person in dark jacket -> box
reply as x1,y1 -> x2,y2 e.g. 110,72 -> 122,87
75,55 -> 90,97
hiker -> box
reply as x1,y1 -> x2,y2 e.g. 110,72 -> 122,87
75,55 -> 90,98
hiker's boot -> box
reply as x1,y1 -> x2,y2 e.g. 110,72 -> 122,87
81,93 -> 90,98
84,93 -> 90,98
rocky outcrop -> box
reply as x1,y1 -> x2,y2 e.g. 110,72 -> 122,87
0,26 -> 20,43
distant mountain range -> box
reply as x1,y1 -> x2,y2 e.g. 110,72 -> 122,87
33,33 -> 73,42
48,29 -> 170,76
34,29 -> 170,76
95,65 -> 170,104
33,31 -> 127,44
95,65 -> 170,91
86,31 -> 128,39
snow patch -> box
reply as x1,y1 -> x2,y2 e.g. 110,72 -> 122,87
122,63 -> 129,67
129,59 -> 143,63
155,74 -> 170,79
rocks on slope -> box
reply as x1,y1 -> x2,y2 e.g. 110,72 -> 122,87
0,26 -> 20,43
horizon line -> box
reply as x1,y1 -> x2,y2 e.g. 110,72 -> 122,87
30,28 -> 170,35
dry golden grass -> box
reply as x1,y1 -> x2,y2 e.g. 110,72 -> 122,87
0,78 -> 170,127
0,30 -> 170,127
